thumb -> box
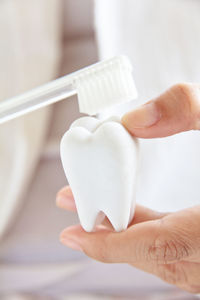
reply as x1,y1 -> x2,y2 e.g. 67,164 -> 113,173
60,206 -> 200,265
122,83 -> 200,138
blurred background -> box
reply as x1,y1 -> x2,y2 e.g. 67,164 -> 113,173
0,0 -> 199,299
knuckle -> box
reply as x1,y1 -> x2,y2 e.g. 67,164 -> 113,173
172,83 -> 194,102
148,231 -> 190,264
171,83 -> 200,129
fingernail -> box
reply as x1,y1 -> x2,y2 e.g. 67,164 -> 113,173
60,237 -> 83,252
122,102 -> 161,129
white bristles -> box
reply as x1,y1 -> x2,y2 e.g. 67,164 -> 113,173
74,56 -> 137,115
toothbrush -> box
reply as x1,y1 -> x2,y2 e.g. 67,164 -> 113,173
0,54 -> 139,232
0,56 -> 137,124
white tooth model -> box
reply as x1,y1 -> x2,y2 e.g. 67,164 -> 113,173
60,116 -> 138,232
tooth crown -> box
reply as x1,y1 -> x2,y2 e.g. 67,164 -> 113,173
60,117 -> 138,232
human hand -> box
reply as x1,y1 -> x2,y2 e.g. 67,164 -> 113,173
57,83 -> 200,293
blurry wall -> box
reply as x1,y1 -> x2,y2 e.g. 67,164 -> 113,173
0,0 -> 62,238
63,0 -> 94,39
48,0 -> 98,144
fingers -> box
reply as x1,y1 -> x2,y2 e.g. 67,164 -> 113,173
60,205 -> 200,265
60,220 -> 161,263
122,83 -> 200,138
60,218 -> 200,294
56,186 -> 76,211
57,188 -> 200,293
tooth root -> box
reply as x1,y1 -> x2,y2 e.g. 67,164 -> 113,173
76,205 -> 102,232
104,208 -> 131,232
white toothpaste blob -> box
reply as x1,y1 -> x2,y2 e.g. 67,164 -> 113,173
60,116 -> 138,232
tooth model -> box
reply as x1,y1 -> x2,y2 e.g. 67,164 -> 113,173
60,116 -> 138,232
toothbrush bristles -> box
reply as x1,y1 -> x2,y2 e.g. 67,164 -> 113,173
74,56 -> 137,115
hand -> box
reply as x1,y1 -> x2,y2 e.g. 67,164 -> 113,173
57,83 -> 200,293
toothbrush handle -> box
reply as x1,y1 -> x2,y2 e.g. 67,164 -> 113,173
0,76 -> 76,124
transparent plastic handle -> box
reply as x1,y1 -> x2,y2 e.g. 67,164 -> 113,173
0,76 -> 76,124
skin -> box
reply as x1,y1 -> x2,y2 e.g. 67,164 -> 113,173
56,83 -> 200,294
